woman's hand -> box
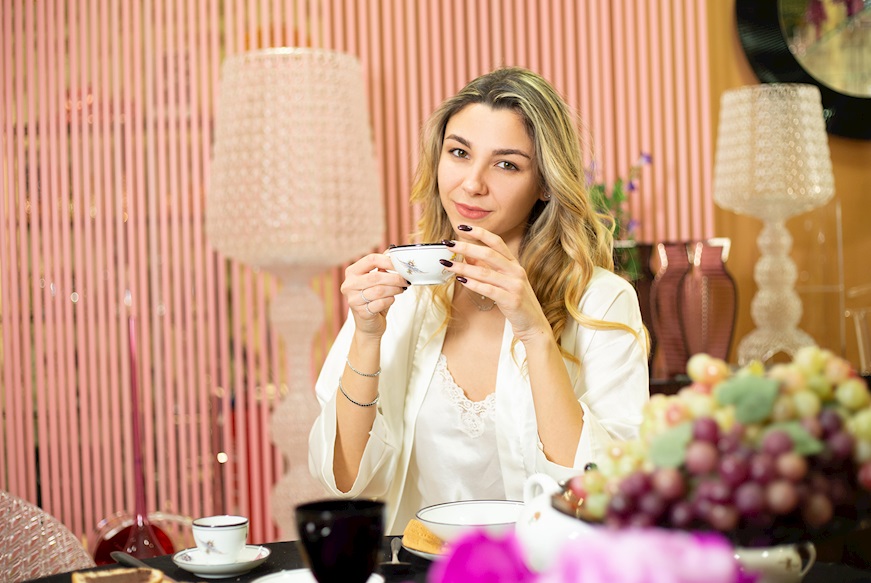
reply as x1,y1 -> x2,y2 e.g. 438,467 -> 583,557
441,226 -> 552,344
340,252 -> 409,338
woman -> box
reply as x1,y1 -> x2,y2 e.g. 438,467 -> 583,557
309,67 -> 649,534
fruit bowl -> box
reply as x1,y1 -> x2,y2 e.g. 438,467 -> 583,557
556,348 -> 871,548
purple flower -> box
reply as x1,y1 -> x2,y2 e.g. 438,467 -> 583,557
639,152 -> 653,165
428,530 -> 537,583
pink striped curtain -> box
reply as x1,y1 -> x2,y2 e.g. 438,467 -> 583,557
0,0 -> 713,545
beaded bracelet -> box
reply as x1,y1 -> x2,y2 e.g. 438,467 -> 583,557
346,357 -> 381,378
338,378 -> 380,407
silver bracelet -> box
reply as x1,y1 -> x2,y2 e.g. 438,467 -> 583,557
345,357 -> 381,378
338,378 -> 380,407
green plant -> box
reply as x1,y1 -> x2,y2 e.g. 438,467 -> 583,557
588,153 -> 651,281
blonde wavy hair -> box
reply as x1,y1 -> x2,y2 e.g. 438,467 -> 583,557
409,67 -> 646,359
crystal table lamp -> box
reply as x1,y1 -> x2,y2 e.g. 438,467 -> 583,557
713,84 -> 834,365
207,48 -> 384,535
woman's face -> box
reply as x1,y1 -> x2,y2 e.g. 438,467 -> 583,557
437,103 -> 546,253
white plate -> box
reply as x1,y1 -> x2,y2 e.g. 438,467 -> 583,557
400,542 -> 441,562
252,570 -> 384,583
172,544 -> 271,578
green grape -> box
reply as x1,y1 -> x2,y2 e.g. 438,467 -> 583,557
836,378 -> 871,411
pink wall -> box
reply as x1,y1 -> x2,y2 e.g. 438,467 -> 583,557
0,0 -> 713,545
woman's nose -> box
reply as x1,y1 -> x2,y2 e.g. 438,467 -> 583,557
462,167 -> 487,196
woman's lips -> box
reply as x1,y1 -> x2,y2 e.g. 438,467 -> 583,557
455,202 -> 491,220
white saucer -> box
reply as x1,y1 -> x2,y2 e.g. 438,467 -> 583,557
401,542 -> 441,562
252,570 -> 384,583
172,544 -> 271,578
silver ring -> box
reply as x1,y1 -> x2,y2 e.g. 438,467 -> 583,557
360,289 -> 373,304
365,303 -> 376,316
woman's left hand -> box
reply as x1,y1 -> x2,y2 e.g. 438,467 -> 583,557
442,226 -> 552,343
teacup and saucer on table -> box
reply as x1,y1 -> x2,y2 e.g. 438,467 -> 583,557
171,515 -> 270,579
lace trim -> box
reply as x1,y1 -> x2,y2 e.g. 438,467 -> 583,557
436,353 -> 495,438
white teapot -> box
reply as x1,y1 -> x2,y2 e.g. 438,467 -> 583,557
733,542 -> 816,583
515,473 -> 598,571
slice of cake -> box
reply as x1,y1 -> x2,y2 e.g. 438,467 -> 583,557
71,567 -> 163,583
402,518 -> 445,555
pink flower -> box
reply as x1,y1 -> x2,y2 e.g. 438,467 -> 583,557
537,529 -> 755,583
428,529 -> 537,583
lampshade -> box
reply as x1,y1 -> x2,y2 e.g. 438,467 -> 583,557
207,48 -> 384,268
713,84 -> 834,221
712,83 -> 835,365
207,48 -> 385,537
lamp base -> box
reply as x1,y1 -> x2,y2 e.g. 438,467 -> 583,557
737,327 -> 817,366
268,270 -> 330,539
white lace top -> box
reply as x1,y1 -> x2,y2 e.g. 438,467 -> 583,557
410,353 -> 505,508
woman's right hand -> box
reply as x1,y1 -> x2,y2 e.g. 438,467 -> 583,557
340,252 -> 409,337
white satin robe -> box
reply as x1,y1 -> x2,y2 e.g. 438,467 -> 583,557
308,267 -> 649,534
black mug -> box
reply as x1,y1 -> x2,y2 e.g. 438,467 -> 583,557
295,499 -> 386,583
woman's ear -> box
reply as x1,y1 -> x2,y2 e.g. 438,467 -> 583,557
541,192 -> 552,201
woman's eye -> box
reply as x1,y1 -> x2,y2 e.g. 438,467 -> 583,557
448,148 -> 468,159
497,160 -> 519,171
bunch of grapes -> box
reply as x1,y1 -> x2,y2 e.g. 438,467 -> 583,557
557,347 -> 871,546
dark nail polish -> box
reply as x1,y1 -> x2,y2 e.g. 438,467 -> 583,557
456,276 -> 468,283
402,286 -> 408,290
388,244 -> 397,249
457,224 -> 472,232
439,259 -> 453,267
405,280 -> 412,285
441,239 -> 456,247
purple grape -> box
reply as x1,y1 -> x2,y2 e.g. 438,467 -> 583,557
749,452 -> 777,483
651,467 -> 686,501
692,417 -> 720,443
637,491 -> 667,519
627,513 -> 656,528
686,441 -> 719,475
618,471 -> 652,498
669,501 -> 695,528
707,479 -> 732,504
802,493 -> 834,528
829,476 -> 856,506
692,496 -> 713,521
818,408 -> 843,437
719,453 -> 750,487
766,480 -> 799,514
607,491 -> 635,517
762,430 -> 794,456
808,471 -> 829,493
708,504 -> 739,531
717,423 -> 746,455
826,431 -> 855,460
734,482 -> 766,516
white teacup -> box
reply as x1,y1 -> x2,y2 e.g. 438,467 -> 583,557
386,243 -> 458,285
733,542 -> 816,583
192,514 -> 249,564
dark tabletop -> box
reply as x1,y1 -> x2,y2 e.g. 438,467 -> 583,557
25,538 -> 429,583
24,536 -> 871,583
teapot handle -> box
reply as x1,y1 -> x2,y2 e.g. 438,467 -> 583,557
797,541 -> 816,576
523,473 -> 562,503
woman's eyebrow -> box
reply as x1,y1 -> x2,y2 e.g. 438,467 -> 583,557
493,147 -> 531,159
444,134 -> 531,159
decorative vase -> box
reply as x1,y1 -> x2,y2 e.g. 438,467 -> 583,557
678,239 -> 737,362
92,316 -> 173,564
650,242 -> 692,378
614,241 -> 657,367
